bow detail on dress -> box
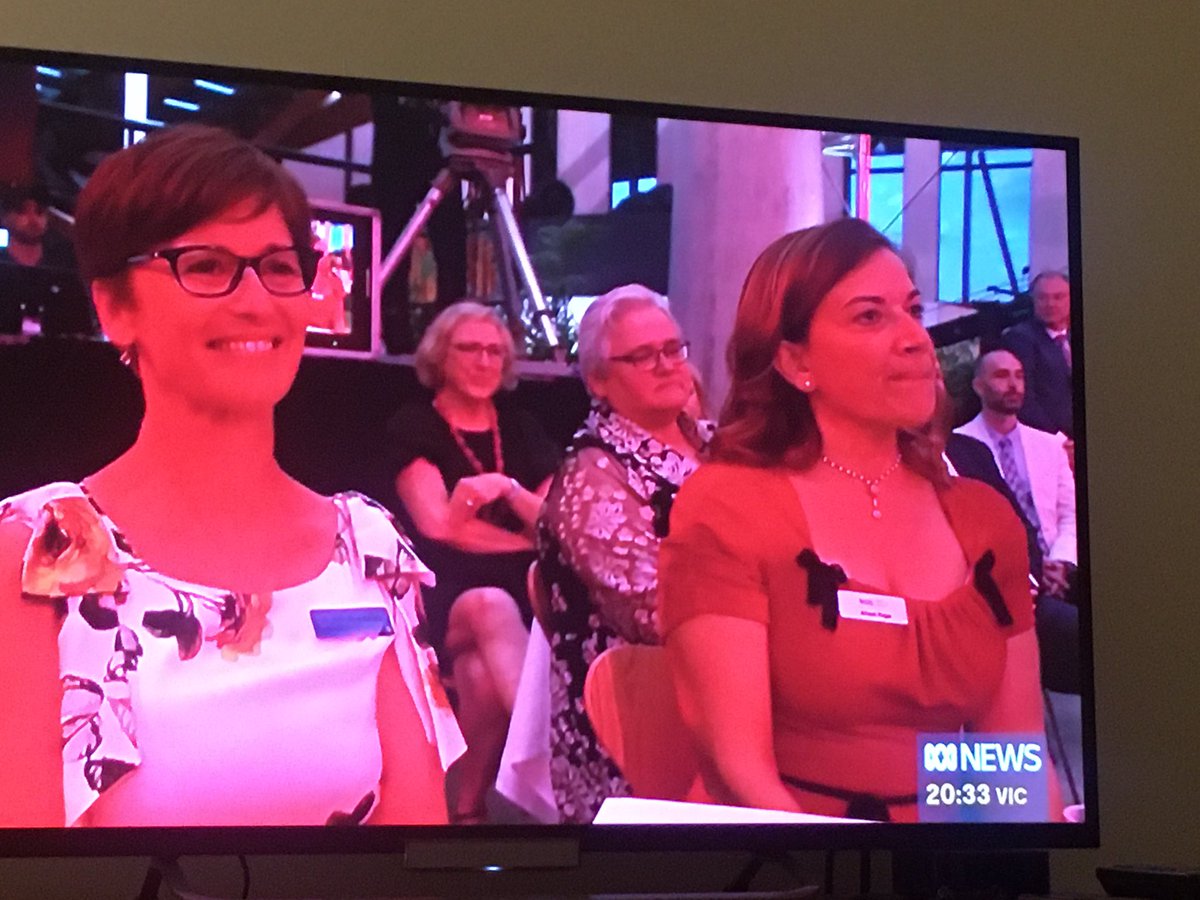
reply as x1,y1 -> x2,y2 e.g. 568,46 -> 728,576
972,549 -> 1014,627
796,548 -> 848,631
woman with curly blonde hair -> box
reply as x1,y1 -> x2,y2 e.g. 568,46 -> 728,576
387,301 -> 561,823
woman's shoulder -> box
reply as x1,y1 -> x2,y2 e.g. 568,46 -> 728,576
942,476 -> 1026,547
388,398 -> 440,431
551,443 -> 630,495
676,461 -> 783,501
334,491 -> 434,586
386,399 -> 453,472
943,475 -> 1017,517
671,463 -> 790,532
0,482 -> 90,542
1,481 -> 87,516
336,490 -> 405,543
1,482 -> 120,604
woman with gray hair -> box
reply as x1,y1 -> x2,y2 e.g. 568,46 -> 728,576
386,301 -> 561,823
536,284 -> 713,823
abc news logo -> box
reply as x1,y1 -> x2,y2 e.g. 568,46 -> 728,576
923,741 -> 1044,774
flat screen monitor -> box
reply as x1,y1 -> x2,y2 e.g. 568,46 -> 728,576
303,199 -> 382,359
0,44 -> 1095,865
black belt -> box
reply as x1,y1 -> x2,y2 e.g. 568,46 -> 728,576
781,774 -> 918,822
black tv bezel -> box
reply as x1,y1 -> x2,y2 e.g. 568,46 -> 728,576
0,43 -> 1096,857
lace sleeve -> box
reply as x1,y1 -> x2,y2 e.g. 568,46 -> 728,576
544,447 -> 662,645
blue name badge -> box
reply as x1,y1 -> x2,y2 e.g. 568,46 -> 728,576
310,607 -> 395,640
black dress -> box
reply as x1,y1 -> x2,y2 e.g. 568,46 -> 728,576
385,399 -> 561,661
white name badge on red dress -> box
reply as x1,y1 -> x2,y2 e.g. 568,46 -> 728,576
837,589 -> 909,626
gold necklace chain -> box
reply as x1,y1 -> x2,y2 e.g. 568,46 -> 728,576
819,454 -> 902,519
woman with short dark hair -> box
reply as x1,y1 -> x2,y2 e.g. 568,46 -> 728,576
0,125 -> 460,827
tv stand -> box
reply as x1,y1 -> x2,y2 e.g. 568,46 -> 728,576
891,850 -> 1051,899
138,856 -> 257,900
137,857 -> 201,900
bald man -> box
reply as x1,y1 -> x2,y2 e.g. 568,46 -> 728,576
956,347 -> 1083,805
957,348 -> 1076,586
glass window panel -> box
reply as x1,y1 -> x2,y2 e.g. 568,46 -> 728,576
610,180 -> 631,209
848,153 -> 904,244
967,161 -> 1032,298
939,170 -> 965,301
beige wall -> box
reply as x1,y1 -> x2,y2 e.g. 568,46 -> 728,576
3,1 -> 1198,895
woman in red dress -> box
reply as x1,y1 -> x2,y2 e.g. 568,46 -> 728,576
659,218 -> 1060,822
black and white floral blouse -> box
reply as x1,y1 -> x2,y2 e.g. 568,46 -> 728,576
1,483 -> 464,826
536,403 -> 713,824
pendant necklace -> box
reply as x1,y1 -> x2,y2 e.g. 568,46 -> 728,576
819,454 -> 902,519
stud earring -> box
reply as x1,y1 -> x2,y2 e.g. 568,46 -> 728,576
801,377 -> 813,392
119,344 -> 139,373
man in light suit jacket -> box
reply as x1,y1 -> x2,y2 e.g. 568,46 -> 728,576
1001,271 -> 1074,438
957,349 -> 1076,581
957,349 -> 1078,684
958,348 -> 1083,804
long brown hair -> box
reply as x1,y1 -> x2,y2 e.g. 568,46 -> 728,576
712,218 -> 949,485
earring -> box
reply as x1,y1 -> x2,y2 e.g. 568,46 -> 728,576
119,344 -> 139,372
801,377 -> 813,392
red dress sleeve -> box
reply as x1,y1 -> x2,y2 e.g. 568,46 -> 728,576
944,477 -> 1037,636
658,464 -> 775,637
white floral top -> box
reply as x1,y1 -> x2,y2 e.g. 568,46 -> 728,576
536,403 -> 712,823
1,483 -> 464,827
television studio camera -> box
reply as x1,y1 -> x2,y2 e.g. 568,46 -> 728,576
377,101 -> 562,358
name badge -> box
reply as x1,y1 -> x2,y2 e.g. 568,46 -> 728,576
837,589 -> 909,626
310,607 -> 395,640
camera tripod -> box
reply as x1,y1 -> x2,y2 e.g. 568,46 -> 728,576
377,117 -> 563,359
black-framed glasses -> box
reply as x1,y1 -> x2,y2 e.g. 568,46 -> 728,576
608,339 -> 690,371
125,245 -> 321,298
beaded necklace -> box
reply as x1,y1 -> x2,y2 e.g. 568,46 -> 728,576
819,453 -> 902,519
434,397 -> 505,475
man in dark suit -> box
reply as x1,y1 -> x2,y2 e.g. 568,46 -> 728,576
1002,271 -> 1074,438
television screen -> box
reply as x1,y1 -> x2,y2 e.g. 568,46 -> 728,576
303,199 -> 382,358
0,44 -> 1094,859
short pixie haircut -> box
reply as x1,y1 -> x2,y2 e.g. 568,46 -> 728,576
414,302 -> 518,391
576,283 -> 674,383
73,124 -> 313,291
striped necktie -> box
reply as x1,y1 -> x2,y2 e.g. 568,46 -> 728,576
997,434 -> 1048,556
